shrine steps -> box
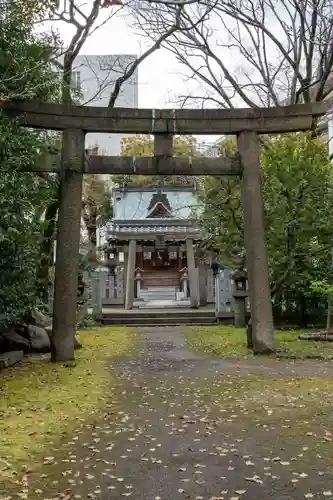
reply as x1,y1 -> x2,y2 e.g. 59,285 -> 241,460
101,309 -> 224,327
139,287 -> 177,302
142,271 -> 180,288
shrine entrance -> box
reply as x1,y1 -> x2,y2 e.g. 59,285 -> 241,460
141,248 -> 182,272
136,245 -> 188,305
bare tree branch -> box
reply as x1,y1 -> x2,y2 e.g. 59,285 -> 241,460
108,9 -> 182,107
131,0 -> 333,109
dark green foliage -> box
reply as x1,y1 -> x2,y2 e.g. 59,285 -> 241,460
0,117 -> 56,327
0,0 -> 61,102
0,0 -> 60,328
113,134 -> 198,187
197,133 -> 333,323
77,314 -> 98,329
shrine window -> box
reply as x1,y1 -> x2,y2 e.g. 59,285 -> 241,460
169,251 -> 177,260
143,251 -> 152,260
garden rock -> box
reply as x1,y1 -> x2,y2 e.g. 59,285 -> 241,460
31,309 -> 52,328
27,325 -> 51,353
74,336 -> 82,350
0,351 -> 23,369
299,332 -> 333,341
1,328 -> 31,353
15,324 -> 29,340
76,304 -> 88,326
44,324 -> 52,340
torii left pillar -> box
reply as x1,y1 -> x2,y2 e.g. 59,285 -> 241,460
51,128 -> 85,362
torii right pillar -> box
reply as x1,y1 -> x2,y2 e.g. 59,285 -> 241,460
237,131 -> 275,354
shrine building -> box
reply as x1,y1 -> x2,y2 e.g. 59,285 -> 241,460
99,183 -> 216,309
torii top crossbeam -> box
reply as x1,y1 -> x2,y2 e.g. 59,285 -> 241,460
2,99 -> 331,134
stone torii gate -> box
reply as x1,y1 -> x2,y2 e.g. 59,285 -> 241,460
2,100 -> 330,360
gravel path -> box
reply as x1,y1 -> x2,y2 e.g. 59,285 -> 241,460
16,327 -> 333,500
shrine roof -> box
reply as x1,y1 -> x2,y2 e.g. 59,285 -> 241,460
112,187 -> 196,221
106,220 -> 199,234
112,185 -> 195,193
104,218 -> 200,243
110,218 -> 194,226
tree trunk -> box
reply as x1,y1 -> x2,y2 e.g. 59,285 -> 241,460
38,200 -> 59,302
82,208 -> 97,262
246,318 -> 253,348
327,297 -> 332,332
299,294 -> 308,328
86,222 -> 97,262
272,301 -> 283,326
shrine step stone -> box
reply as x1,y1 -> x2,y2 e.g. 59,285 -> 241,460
101,310 -> 223,327
139,287 -> 177,302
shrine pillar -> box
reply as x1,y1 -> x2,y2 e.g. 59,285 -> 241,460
125,239 -> 136,309
186,238 -> 199,308
52,128 -> 85,362
237,131 -> 274,353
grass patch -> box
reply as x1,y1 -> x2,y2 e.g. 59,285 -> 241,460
186,325 -> 333,359
0,326 -> 135,480
199,373 -> 333,457
206,374 -> 333,415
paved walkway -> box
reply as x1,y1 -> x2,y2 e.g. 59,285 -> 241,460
20,328 -> 333,499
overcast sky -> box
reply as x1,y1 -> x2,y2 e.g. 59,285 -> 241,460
44,3 -> 333,153
44,4 -> 233,147
49,6 -> 185,109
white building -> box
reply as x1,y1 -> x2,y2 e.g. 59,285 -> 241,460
320,76 -> 333,159
71,54 -> 138,155
200,139 -> 220,158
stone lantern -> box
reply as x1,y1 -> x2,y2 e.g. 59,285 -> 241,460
134,268 -> 144,300
211,261 -> 220,277
105,251 -> 118,276
179,268 -> 189,298
105,258 -> 117,275
231,270 -> 248,328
